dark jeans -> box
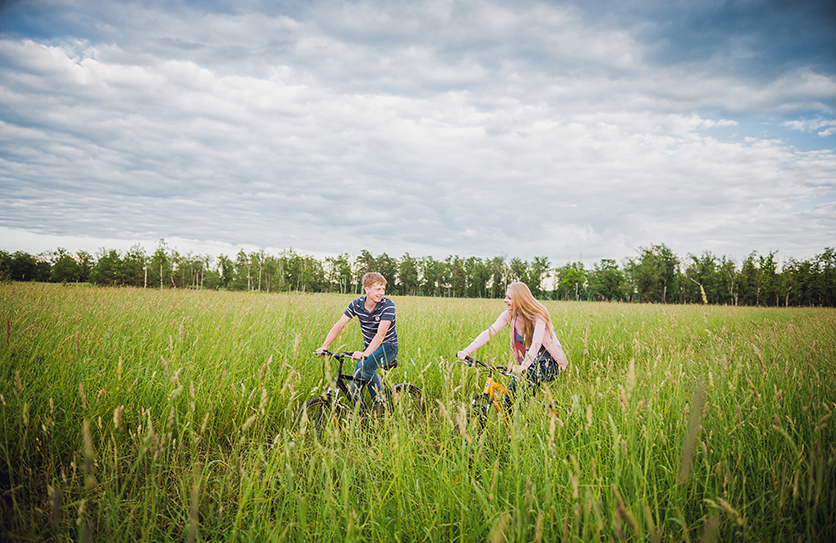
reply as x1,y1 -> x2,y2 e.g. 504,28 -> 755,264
348,343 -> 398,406
506,350 -> 558,405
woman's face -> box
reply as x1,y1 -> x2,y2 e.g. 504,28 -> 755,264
504,289 -> 513,311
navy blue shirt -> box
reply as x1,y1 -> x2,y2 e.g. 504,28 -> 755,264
344,296 -> 398,348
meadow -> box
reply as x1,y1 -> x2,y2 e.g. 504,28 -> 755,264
1,283 -> 834,542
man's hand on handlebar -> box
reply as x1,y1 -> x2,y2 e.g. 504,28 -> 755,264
351,351 -> 366,360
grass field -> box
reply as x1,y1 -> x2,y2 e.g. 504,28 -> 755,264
1,283 -> 834,542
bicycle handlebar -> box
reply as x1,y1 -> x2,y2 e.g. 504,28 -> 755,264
456,355 -> 512,376
314,350 -> 366,360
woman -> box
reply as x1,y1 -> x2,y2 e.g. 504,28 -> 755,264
457,282 -> 568,398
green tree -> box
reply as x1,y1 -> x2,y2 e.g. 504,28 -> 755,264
354,250 -> 375,293
375,253 -> 399,293
464,256 -> 491,298
739,253 -> 760,305
0,251 -> 11,282
625,244 -> 679,303
90,249 -> 123,286
35,255 -> 51,282
169,248 -> 185,289
446,255 -> 465,297
528,256 -> 551,298
149,240 -> 172,289
299,255 -> 325,292
50,248 -> 79,283
588,259 -> 625,301
398,253 -> 420,296
217,255 -> 234,289
419,256 -> 445,296
759,252 -> 779,306
683,252 -> 720,304
718,256 -> 739,306
555,262 -> 587,301
280,250 -> 325,292
251,251 -> 266,291
488,256 -> 508,298
336,253 -> 353,294
120,245 -> 147,287
509,257 -> 528,285
77,251 -> 93,282
814,248 -> 836,306
10,251 -> 38,281
324,254 -> 352,293
231,250 -> 252,290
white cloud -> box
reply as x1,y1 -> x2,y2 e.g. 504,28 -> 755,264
783,117 -> 836,137
0,0 -> 834,264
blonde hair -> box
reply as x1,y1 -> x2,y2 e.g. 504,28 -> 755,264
507,282 -> 552,348
362,272 -> 387,290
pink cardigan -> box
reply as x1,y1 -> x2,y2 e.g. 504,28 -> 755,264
463,310 -> 568,371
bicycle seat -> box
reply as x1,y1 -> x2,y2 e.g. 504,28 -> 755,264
380,359 -> 398,371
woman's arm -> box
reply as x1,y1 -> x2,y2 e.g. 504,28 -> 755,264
544,330 -> 569,371
508,318 -> 546,372
511,318 -> 569,372
524,318 -> 548,367
457,311 -> 509,360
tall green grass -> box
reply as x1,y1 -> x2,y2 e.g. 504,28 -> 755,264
1,283 -> 834,541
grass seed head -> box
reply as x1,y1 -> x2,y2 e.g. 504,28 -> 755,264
78,383 -> 87,410
14,370 -> 22,397
113,405 -> 124,431
48,484 -> 63,530
678,382 -> 706,483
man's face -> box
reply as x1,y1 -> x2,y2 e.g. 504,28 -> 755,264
366,282 -> 386,303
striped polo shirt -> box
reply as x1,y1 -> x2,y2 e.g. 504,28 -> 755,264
344,296 -> 398,348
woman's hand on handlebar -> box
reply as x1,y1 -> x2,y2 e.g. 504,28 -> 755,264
456,351 -> 468,361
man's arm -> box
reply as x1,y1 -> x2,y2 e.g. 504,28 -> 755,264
355,319 -> 391,359
318,314 -> 352,352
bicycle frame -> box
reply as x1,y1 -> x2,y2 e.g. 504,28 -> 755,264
293,350 -> 421,435
314,349 -> 409,409
316,350 -> 364,408
457,355 -> 514,430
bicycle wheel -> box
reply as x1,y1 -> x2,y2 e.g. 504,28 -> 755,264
293,396 -> 338,436
470,393 -> 491,434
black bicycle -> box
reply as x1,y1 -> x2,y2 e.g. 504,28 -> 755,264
292,350 -> 422,435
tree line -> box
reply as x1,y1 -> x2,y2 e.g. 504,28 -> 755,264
1,241 -> 835,307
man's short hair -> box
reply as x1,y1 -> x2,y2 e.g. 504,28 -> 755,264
362,272 -> 387,289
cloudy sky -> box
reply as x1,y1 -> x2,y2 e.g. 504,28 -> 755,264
1,0 -> 834,265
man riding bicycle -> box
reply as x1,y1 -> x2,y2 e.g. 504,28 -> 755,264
316,272 -> 397,409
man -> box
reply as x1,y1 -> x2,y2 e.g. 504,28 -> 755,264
316,272 -> 398,407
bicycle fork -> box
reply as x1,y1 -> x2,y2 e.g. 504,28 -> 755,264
473,375 -> 513,430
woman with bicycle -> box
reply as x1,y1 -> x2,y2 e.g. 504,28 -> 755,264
457,281 -> 568,400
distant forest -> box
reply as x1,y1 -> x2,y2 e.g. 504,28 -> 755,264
2,241 -> 835,307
